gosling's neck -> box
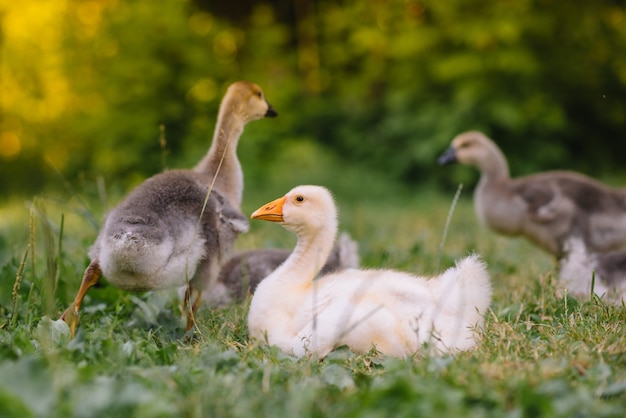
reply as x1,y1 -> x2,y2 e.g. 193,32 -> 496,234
270,224 -> 337,290
194,108 -> 246,210
477,142 -> 511,186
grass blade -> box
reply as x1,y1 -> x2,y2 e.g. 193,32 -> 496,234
437,183 -> 463,272
10,245 -> 30,329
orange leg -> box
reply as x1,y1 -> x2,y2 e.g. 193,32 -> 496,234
60,259 -> 103,337
183,284 -> 203,331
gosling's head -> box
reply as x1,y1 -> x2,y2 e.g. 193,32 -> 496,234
223,80 -> 277,123
438,131 -> 499,168
251,185 -> 338,236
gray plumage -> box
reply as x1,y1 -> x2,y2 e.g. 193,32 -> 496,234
92,170 -> 248,292
61,81 -> 276,334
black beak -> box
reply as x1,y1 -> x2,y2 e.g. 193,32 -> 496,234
437,147 -> 458,165
265,103 -> 278,118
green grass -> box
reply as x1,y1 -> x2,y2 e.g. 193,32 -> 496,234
1,175 -> 626,418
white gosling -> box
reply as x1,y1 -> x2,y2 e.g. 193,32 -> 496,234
438,131 -> 626,258
61,81 -> 277,336
247,185 -> 492,358
559,236 -> 626,304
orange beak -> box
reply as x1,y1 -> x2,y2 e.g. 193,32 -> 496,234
251,196 -> 286,222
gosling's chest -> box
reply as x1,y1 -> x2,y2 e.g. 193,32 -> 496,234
475,183 -> 525,234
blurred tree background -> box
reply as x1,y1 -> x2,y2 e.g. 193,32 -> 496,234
1,0 -> 625,199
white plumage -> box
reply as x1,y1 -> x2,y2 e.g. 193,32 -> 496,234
247,185 -> 492,358
559,236 -> 626,304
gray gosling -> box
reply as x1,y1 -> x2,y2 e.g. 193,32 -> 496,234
61,81 -> 277,336
438,131 -> 626,258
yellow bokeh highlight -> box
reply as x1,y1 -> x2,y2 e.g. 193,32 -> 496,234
213,30 -> 239,60
75,0 -> 106,36
2,0 -> 65,41
189,11 -> 214,36
0,132 -> 22,158
0,0 -> 72,122
188,78 -> 218,103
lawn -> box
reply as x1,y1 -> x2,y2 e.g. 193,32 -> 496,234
1,169 -> 625,418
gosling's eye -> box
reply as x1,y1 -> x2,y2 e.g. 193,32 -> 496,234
295,195 -> 305,203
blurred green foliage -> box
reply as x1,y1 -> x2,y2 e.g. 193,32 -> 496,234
1,0 -> 625,197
